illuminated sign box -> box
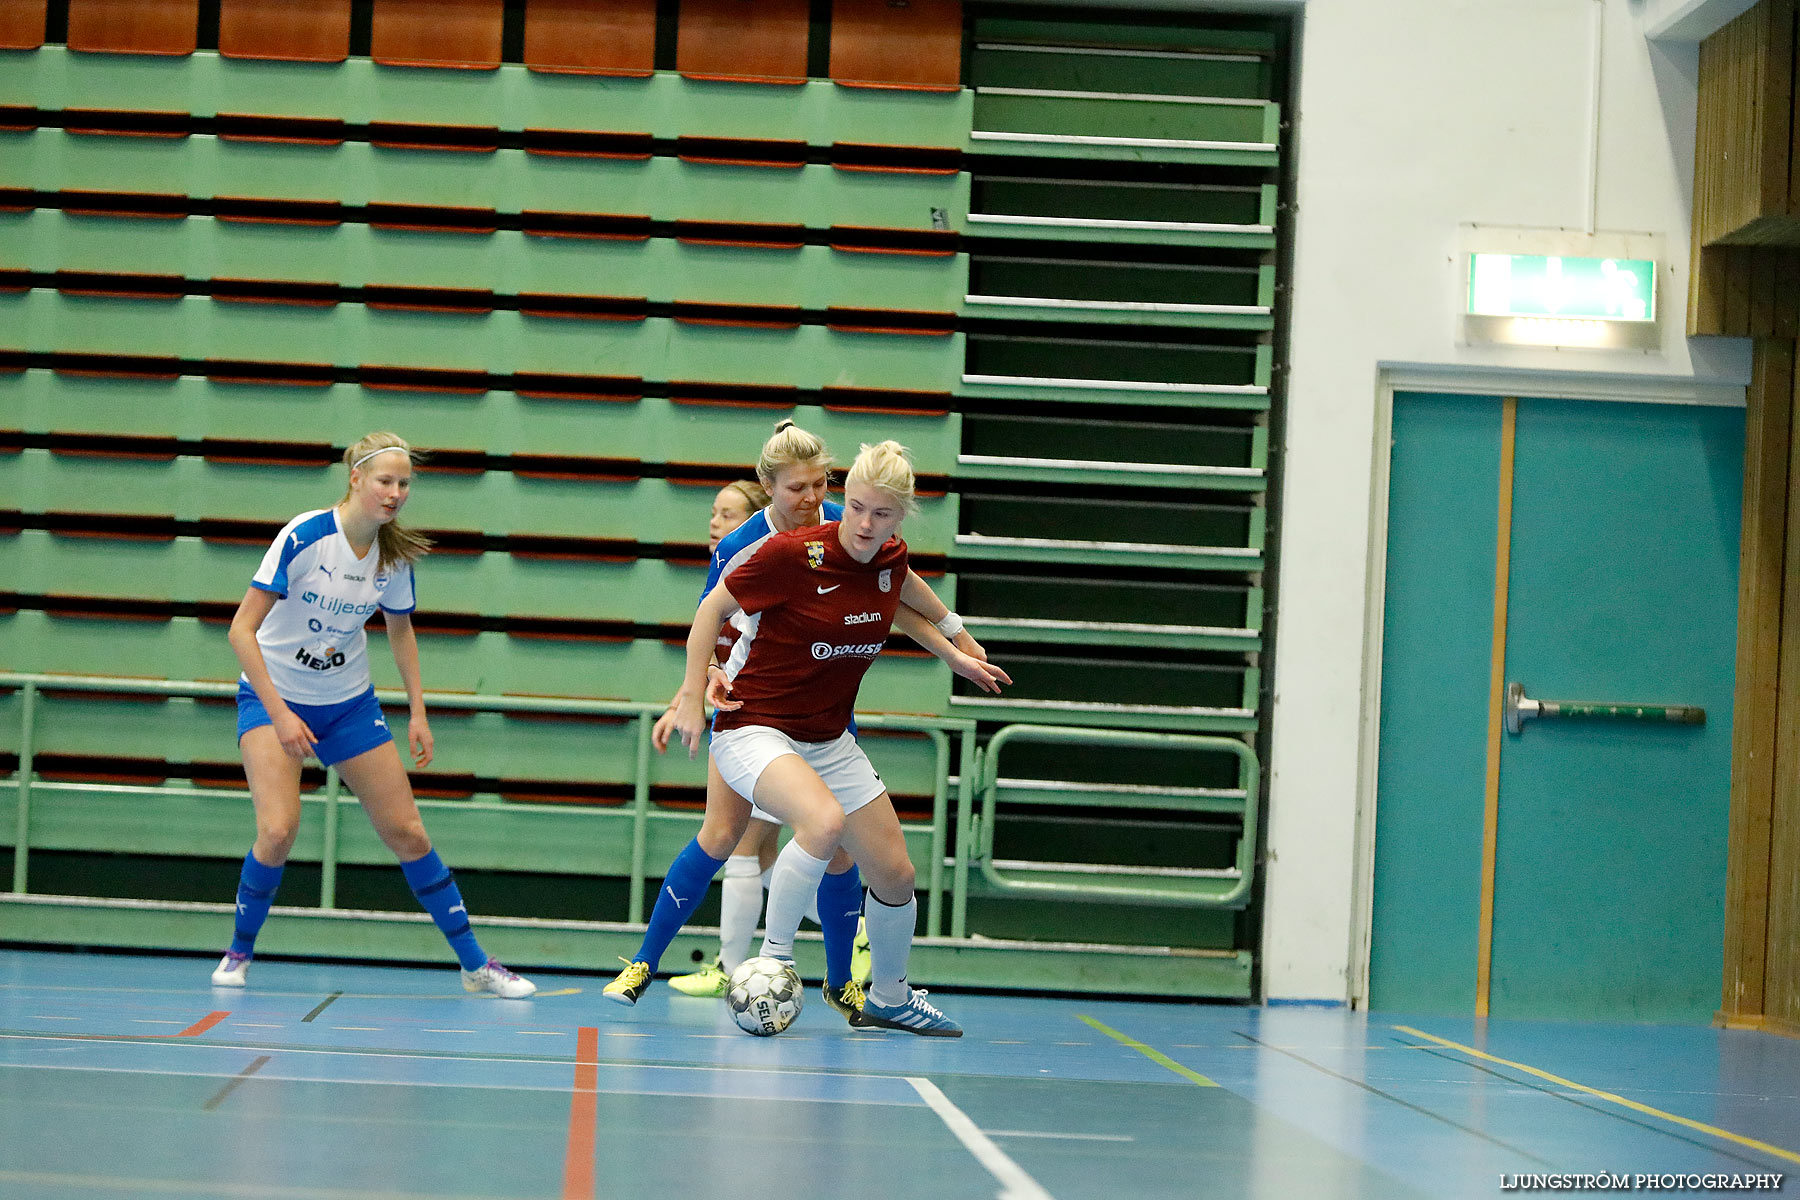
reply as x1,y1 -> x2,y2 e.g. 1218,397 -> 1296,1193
1468,253 -> 1656,323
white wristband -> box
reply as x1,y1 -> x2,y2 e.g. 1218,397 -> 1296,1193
934,611 -> 965,639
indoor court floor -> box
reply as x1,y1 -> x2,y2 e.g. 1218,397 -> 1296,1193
0,947 -> 1795,1199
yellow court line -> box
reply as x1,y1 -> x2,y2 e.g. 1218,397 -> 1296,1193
1394,1025 -> 1800,1166
1078,1016 -> 1217,1087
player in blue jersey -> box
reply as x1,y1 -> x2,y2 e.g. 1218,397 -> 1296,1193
211,431 -> 535,998
605,422 -> 987,1022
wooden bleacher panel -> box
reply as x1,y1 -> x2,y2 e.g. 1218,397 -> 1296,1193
217,0 -> 351,63
66,0 -> 198,57
966,173 -> 1277,250
0,1 -> 47,50
965,252 -> 1274,330
676,0 -> 809,84
970,37 -> 1272,99
1,48 -> 973,154
370,0 -> 503,70
523,0 -> 656,77
961,332 -> 1270,408
3,286 -> 959,395
5,366 -> 965,479
829,0 -> 962,91
6,132 -> 968,236
0,440 -> 958,556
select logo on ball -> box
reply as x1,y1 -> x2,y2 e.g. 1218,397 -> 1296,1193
725,956 -> 803,1036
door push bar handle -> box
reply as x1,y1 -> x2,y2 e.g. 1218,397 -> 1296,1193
1505,682 -> 1705,734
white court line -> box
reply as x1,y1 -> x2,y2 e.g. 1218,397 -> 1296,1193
232,1023 -> 282,1029
330,1026 -> 382,1031
130,1020 -> 184,1025
0,1168 -> 505,1199
422,1029 -> 477,1035
1,1056 -> 927,1107
1,1031 -> 913,1083
908,1077 -> 1055,1200
989,1130 -> 1134,1143
514,1030 -> 566,1036
27,1015 -> 79,1020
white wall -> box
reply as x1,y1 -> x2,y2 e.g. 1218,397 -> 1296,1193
1264,0 -> 1753,1000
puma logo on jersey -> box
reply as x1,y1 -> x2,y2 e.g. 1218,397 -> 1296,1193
666,886 -> 689,908
317,565 -> 334,581
817,584 -> 840,594
449,904 -> 466,916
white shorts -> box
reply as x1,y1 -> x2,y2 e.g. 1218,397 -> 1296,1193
710,725 -> 885,820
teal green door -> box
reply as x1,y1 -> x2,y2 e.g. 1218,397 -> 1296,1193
1371,391 -> 1743,1021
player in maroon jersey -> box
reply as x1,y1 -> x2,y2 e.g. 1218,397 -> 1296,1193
665,440 -> 1007,1035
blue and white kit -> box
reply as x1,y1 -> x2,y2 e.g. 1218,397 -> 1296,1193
248,508 -> 416,705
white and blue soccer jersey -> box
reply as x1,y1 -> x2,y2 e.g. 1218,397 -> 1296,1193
703,500 -> 843,678
249,509 -> 416,705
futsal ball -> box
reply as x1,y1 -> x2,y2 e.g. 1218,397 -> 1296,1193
726,956 -> 804,1036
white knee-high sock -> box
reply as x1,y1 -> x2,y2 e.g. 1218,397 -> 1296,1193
765,863 -> 820,925
759,841 -> 830,962
863,889 -> 918,1008
718,855 -> 764,974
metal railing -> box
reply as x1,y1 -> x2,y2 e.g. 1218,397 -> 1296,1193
0,672 -> 978,931
2,673 -> 1260,938
967,723 -> 1259,909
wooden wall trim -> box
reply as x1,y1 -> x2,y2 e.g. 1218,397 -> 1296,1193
1722,337 -> 1794,1024
1769,342 -> 1800,1029
1694,0 -> 1798,248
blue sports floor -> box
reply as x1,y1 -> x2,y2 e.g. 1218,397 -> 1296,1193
0,948 -> 1794,1199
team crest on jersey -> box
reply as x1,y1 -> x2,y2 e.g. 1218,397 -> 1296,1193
878,569 -> 892,593
805,541 -> 825,569
373,571 -> 390,591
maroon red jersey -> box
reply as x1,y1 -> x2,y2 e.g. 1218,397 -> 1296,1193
713,521 -> 907,743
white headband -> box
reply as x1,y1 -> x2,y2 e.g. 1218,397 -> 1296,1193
351,446 -> 409,471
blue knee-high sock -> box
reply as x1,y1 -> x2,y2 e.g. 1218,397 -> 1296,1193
400,849 -> 487,971
229,851 -> 285,957
634,837 -> 729,973
817,864 -> 863,989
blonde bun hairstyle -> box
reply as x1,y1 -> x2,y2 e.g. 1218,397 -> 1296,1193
844,440 -> 917,514
756,419 -> 833,487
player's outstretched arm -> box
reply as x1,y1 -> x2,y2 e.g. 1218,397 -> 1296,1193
897,568 -> 988,662
892,607 -> 1011,695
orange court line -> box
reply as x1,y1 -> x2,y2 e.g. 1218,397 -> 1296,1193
176,1011 -> 230,1037
563,1026 -> 599,1200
